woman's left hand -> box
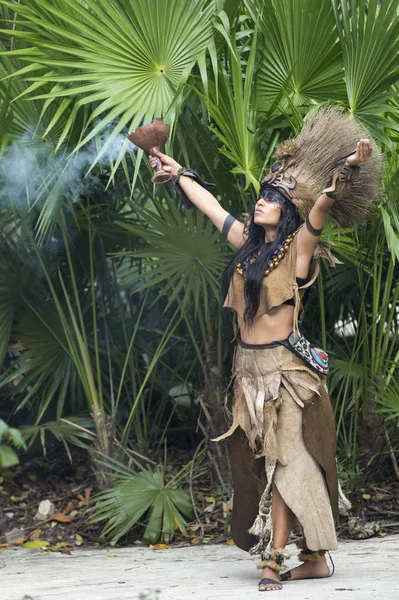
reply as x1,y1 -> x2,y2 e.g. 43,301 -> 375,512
345,138 -> 372,166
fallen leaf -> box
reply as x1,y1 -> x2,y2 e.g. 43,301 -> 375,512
84,488 -> 92,501
28,529 -> 42,540
149,544 -> 169,550
375,493 -> 390,501
75,534 -> 83,546
107,553 -> 118,557
226,539 -> 235,545
190,537 -> 200,545
189,523 -> 210,532
69,510 -> 79,518
0,541 -> 25,548
204,496 -> 216,503
362,494 -> 371,501
50,512 -> 74,523
222,500 -> 233,514
23,540 -> 50,548
49,542 -> 71,550
10,496 -> 21,502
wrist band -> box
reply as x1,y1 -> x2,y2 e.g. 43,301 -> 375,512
171,166 -> 215,210
222,214 -> 237,238
305,215 -> 323,236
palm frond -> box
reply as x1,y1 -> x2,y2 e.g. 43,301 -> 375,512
332,0 -> 399,140
247,0 -> 343,107
21,415 -> 94,461
0,0 -> 216,168
87,464 -> 192,544
116,200 -> 230,319
374,376 -> 399,420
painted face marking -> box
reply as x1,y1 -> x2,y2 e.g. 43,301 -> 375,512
255,198 -> 284,212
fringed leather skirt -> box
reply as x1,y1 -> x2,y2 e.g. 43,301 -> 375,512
214,339 -> 339,563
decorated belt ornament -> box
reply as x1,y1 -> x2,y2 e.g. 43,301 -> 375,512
286,331 -> 329,376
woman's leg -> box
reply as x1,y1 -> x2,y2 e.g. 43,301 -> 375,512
259,484 -> 296,591
280,532 -> 331,581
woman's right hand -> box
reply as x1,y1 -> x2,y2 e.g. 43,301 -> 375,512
148,149 -> 182,177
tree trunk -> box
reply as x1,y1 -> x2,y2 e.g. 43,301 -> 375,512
200,336 -> 232,493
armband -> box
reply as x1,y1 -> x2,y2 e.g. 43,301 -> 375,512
171,167 -> 215,209
305,216 -> 323,237
322,158 -> 361,200
222,215 -> 237,238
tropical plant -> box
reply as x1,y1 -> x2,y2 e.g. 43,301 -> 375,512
0,1 -> 397,541
87,451 -> 200,544
0,419 -> 27,467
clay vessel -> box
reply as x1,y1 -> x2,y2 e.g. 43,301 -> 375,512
126,118 -> 171,183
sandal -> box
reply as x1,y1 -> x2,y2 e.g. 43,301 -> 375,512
279,551 -> 335,582
258,578 -> 283,592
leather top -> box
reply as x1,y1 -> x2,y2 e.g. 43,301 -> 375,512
223,233 -> 320,328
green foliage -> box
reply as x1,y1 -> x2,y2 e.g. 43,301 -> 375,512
116,201 -> 230,316
0,0 -> 397,534
248,0 -> 344,106
0,0 -> 216,166
331,0 -> 399,141
20,416 -> 95,462
87,457 -> 194,545
0,419 -> 27,467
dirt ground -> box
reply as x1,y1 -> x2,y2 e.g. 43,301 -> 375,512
1,534 -> 399,600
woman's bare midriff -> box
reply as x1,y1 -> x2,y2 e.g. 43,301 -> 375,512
237,304 -> 295,344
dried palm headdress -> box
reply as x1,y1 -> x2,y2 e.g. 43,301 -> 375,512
261,105 -> 383,226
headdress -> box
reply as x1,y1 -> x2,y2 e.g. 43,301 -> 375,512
261,105 -> 383,226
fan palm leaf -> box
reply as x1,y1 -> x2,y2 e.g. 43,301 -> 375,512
87,464 -> 192,544
331,0 -> 399,141
21,415 -> 94,461
0,302 -> 80,421
0,0 -> 216,166
115,200 -> 230,319
246,0 -> 343,108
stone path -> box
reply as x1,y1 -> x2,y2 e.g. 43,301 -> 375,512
1,534 -> 398,600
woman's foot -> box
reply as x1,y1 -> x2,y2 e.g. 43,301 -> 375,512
259,566 -> 283,592
280,554 -> 331,581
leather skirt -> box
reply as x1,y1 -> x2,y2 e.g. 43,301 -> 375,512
214,339 -> 339,560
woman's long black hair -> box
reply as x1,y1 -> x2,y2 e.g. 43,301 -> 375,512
221,186 -> 301,326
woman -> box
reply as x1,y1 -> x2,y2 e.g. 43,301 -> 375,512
148,107 -> 380,592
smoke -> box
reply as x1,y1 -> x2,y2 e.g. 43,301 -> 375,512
0,125 -> 135,211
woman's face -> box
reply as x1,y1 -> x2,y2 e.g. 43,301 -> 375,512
253,194 -> 283,227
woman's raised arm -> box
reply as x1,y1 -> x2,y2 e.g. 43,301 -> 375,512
149,149 -> 246,249
296,139 -> 373,278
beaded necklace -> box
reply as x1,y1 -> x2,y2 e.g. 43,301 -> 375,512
236,229 -> 299,277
